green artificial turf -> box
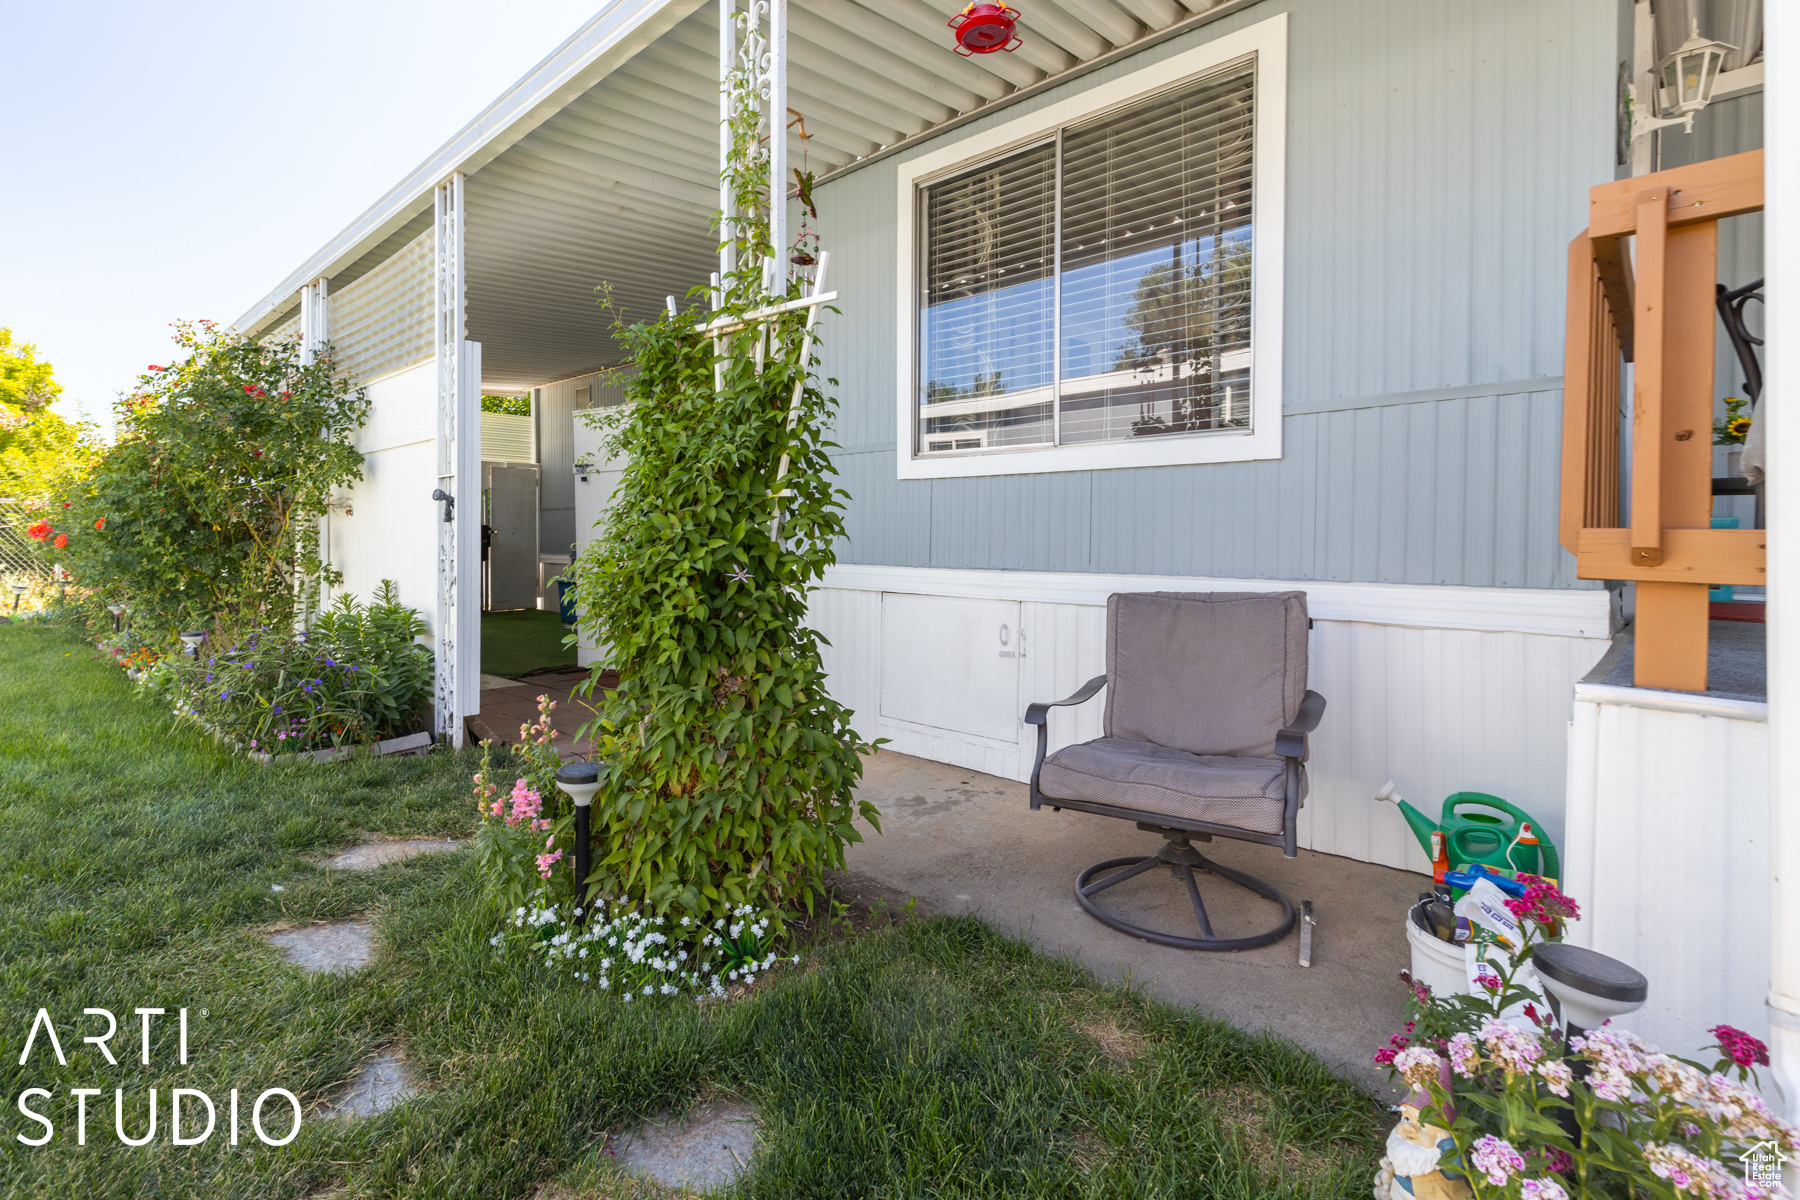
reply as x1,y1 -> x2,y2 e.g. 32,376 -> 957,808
480,608 -> 578,679
0,621 -> 1384,1199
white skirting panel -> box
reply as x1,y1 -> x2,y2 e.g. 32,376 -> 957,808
325,362 -> 440,650
810,565 -> 1614,872
1563,685 -> 1771,1064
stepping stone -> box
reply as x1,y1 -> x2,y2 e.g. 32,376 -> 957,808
319,1048 -> 417,1119
268,919 -> 373,975
611,1100 -> 760,1193
324,838 -> 460,871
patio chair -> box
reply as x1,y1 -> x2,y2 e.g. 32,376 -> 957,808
1024,591 -> 1325,951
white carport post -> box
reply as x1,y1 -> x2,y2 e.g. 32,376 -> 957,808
433,172 -> 479,748
1766,0 -> 1799,1161
297,277 -> 328,365
768,0 -> 787,281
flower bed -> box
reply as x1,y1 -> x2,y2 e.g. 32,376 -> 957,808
139,582 -> 433,759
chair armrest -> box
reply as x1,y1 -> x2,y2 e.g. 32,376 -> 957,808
1024,675 -> 1107,725
1275,690 -> 1326,759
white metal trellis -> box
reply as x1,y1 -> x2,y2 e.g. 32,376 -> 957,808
434,172 -> 466,746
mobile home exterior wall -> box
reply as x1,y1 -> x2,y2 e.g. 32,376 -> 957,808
803,0 -> 1622,870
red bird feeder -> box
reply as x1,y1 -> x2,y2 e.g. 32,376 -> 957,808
948,2 -> 1022,55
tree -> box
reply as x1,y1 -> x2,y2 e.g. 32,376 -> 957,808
0,328 -> 97,503
58,321 -> 368,636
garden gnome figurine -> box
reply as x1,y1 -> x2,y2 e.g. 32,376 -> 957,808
1373,1101 -> 1471,1199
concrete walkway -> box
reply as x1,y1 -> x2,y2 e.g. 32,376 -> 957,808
471,667 -> 608,758
844,750 -> 1426,1092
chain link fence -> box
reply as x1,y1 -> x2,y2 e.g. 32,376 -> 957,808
0,499 -> 56,584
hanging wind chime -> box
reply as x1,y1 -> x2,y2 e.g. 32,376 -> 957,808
789,110 -> 820,272
948,2 -> 1023,55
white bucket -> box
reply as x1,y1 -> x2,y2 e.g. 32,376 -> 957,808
1405,903 -> 1469,998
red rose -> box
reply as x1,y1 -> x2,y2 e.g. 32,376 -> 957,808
94,518 -> 106,530
148,364 -> 162,371
26,521 -> 50,540
53,534 -> 68,549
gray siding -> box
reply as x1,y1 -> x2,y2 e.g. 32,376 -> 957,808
813,0 -> 1621,590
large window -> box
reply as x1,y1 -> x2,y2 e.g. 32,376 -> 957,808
899,20 -> 1286,479
918,63 -> 1255,458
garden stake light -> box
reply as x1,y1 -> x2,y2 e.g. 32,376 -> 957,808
178,630 -> 206,657
107,603 -> 125,633
9,583 -> 24,613
554,761 -> 603,924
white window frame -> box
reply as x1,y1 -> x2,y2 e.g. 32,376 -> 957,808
895,13 -> 1286,480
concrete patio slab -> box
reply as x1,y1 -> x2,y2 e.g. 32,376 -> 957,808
845,750 -> 1425,1092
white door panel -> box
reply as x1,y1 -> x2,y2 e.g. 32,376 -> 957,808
878,593 -> 1020,744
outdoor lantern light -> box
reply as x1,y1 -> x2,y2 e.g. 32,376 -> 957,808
1634,19 -> 1734,140
554,761 -> 604,923
947,2 -> 1022,55
178,630 -> 207,657
1532,942 -> 1648,1042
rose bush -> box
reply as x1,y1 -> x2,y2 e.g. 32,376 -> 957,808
59,320 -> 367,639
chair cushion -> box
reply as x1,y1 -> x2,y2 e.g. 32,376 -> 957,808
1037,737 -> 1297,835
1103,591 -> 1309,758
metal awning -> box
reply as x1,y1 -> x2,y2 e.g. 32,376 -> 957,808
238,0 -> 1259,391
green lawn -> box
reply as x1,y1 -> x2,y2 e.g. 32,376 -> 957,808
0,622 -> 1383,1199
480,608 -> 578,679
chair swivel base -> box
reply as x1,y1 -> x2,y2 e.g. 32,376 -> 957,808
1074,833 -> 1297,952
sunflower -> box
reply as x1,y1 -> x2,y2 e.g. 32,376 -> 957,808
1729,416 -> 1752,438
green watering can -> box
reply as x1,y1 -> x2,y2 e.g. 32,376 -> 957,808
1376,782 -> 1560,881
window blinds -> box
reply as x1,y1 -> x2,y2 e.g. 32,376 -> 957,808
917,60 -> 1256,456
919,144 -> 1056,452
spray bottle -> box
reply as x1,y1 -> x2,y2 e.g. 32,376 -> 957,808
1506,822 -> 1541,877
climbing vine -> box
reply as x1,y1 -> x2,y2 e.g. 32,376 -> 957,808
564,16 -> 877,929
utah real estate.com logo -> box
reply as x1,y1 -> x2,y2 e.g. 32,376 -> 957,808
12,1007 -> 301,1147
1741,1139 -> 1789,1190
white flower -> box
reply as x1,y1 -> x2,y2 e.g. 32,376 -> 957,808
642,984 -> 653,995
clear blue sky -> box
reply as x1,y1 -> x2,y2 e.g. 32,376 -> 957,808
2,0 -> 607,436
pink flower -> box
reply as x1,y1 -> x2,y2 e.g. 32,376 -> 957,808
1642,1143 -> 1710,1193
1503,876 -> 1581,925
1470,1135 -> 1525,1186
506,778 -> 542,826
1536,1058 -> 1573,1097
1479,1016 -> 1544,1074
1447,1032 -> 1480,1076
1373,1047 -> 1398,1066
535,847 -> 564,879
1710,1024 -> 1771,1068
1393,1046 -> 1445,1089
1519,1180 -> 1568,1200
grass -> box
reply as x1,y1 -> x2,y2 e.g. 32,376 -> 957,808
480,609 -> 578,679
0,621 -> 1385,1198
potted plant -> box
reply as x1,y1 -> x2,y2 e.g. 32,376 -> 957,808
1715,395 -> 1753,477
1373,878 -> 1798,1199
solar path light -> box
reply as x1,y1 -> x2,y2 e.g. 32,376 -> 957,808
554,761 -> 603,924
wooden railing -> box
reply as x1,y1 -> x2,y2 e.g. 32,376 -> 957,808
1560,149 -> 1766,691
